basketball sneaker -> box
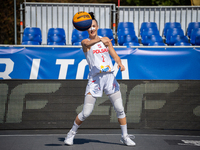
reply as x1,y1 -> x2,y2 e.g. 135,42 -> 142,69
120,134 -> 136,146
64,129 -> 76,146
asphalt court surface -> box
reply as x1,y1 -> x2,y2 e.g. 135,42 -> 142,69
0,129 -> 200,150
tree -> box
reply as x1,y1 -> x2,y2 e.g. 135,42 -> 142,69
121,0 -> 191,6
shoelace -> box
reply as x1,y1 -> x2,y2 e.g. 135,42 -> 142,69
125,134 -> 135,140
67,130 -> 76,138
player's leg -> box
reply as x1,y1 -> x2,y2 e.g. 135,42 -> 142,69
64,93 -> 96,145
74,74 -> 101,127
77,93 -> 96,122
109,90 -> 136,146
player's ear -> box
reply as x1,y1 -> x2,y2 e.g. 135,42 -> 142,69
95,20 -> 98,29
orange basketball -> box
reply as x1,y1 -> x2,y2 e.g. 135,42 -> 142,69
73,11 -> 92,31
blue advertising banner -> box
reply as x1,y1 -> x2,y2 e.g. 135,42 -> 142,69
0,46 -> 200,80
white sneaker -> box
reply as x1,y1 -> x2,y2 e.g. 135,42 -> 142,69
120,134 -> 136,146
64,130 -> 76,146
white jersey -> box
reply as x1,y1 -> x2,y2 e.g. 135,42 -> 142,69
84,37 -> 114,77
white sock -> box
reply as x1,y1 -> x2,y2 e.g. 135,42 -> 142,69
71,121 -> 80,132
120,124 -> 128,137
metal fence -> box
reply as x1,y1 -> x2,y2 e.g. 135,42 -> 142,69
22,3 -> 200,45
24,2 -> 115,45
118,6 -> 200,36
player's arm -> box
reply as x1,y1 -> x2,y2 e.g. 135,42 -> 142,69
81,37 -> 101,52
101,37 -> 125,71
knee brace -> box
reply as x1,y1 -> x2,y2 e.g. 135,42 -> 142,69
78,94 -> 96,121
109,91 -> 126,119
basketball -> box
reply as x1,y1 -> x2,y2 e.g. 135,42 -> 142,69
73,11 -> 92,31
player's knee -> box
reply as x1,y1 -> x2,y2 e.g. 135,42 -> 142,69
113,98 -> 126,118
116,110 -> 126,118
78,95 -> 96,121
78,112 -> 84,121
115,105 -> 125,118
78,103 -> 94,121
83,103 -> 93,118
109,91 -> 126,118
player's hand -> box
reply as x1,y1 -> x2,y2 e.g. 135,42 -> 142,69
118,64 -> 125,71
100,37 -> 112,47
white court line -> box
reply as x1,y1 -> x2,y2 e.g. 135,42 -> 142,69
0,134 -> 200,138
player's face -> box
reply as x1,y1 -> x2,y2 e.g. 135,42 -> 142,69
88,20 -> 98,38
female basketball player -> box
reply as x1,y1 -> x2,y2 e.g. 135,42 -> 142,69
64,12 -> 136,146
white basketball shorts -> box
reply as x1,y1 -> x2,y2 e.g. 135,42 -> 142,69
85,72 -> 120,97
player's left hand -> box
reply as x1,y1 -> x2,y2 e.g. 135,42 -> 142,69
101,37 -> 112,47
118,64 -> 125,71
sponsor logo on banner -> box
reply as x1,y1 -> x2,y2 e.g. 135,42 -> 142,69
0,58 -> 129,80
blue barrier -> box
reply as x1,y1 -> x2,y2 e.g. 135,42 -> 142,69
0,46 -> 200,80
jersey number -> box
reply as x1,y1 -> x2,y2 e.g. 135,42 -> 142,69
102,55 -> 105,62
